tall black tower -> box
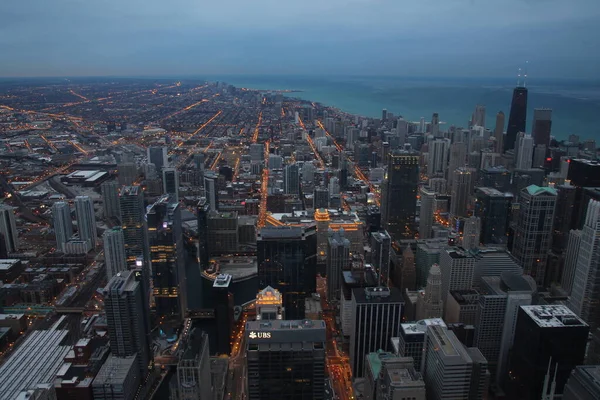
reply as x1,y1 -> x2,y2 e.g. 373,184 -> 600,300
504,86 -> 528,152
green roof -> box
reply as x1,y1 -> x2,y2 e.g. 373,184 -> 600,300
366,350 -> 393,378
525,185 -> 557,196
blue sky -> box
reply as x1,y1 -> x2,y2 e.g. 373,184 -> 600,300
1,0 -> 599,78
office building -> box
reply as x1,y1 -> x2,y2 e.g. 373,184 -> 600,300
162,167 -> 180,203
381,151 -> 420,240
213,274 -> 234,355
101,180 -> 121,220
256,286 -> 284,320
508,305 -> 589,399
147,196 -> 186,321
364,352 -> 426,400
447,142 -> 467,192
103,227 -> 127,280
512,185 -> 557,285
440,248 -> 475,309
74,196 -> 96,250
246,319 -> 326,400
561,229 -> 582,294
283,163 -> 300,195
350,287 -> 403,377
445,289 -> 479,325
329,176 -> 340,199
462,216 -> 481,250
117,162 -> 137,186
92,355 -> 140,400
515,132 -> 534,170
249,143 -> 264,162
471,247 -> 523,289
204,172 -> 218,211
197,198 -> 210,268
415,238 -> 446,288
494,111 -> 505,153
174,329 -> 212,400
119,186 -> 148,269
396,319 -> 446,372
52,201 -> 73,253
418,187 -> 436,239
474,188 -> 512,246
504,86 -> 528,152
147,146 -> 168,171
371,231 -> 391,286
103,271 -> 151,376
416,264 -> 443,320
396,244 -> 417,292
532,108 -> 552,147
326,230 -> 350,301
431,113 -> 440,137
422,324 -> 489,400
568,200 -> 600,333
563,365 -> 600,400
207,211 -> 239,255
257,225 -> 317,319
0,206 -> 18,255
450,167 -> 475,218
427,138 -> 450,178
472,104 -> 486,128
551,183 -> 577,254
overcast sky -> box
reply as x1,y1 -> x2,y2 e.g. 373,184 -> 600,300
1,0 -> 599,78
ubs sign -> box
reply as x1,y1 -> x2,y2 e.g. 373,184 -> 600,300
248,331 -> 271,339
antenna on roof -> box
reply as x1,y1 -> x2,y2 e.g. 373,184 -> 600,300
516,67 -> 522,87
523,61 -> 529,87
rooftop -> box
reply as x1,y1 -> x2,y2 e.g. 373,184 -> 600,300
213,273 -> 232,288
522,305 -> 588,328
93,355 -> 137,387
524,185 -> 557,196
401,318 -> 446,335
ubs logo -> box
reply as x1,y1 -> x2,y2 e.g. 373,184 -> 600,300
249,331 -> 271,339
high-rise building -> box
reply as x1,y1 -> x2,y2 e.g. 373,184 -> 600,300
117,162 -> 138,186
173,329 -> 212,400
74,196 -> 96,250
103,271 -> 151,376
450,167 -> 475,218
416,264 -> 443,320
213,274 -> 233,355
551,183 -> 577,254
419,187 -> 436,240
396,319 -> 447,372
350,287 -> 403,377
249,143 -> 264,162
512,185 -> 557,285
447,142 -> 467,192
257,225 -> 317,319
52,202 -> 73,253
431,113 -> 440,137
568,200 -> 600,332
440,248 -> 475,308
0,205 -> 18,255
504,86 -> 528,152
147,146 -> 168,171
196,198 -> 210,269
427,138 -> 450,178
508,305 -> 589,399
103,227 -> 127,280
207,211 -> 239,254
256,286 -> 284,320
515,132 -> 534,170
101,180 -> 121,220
494,111 -> 505,153
203,172 -> 218,212
119,186 -> 148,269
474,188 -> 513,246
471,248 -> 523,289
400,245 -> 417,292
462,216 -> 481,250
246,319 -> 326,400
162,167 -> 179,203
364,352 -> 426,400
371,231 -> 392,286
147,195 -> 186,321
92,355 -> 141,400
532,108 -> 552,148
313,187 -> 329,210
561,229 -> 582,294
381,151 -> 420,240
328,176 -> 340,200
326,230 -> 350,302
382,108 -> 388,121
422,324 -> 489,400
563,365 -> 600,400
472,105 -> 486,128
283,163 -> 300,195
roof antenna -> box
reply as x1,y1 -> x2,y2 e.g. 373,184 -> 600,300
517,67 -> 522,87
523,61 -> 529,87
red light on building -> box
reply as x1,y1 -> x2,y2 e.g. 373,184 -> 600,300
546,157 -> 552,161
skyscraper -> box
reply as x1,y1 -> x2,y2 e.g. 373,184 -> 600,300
74,196 -> 96,250
283,163 -> 300,195
515,132 -> 534,170
119,186 -> 148,268
364,353 -> 426,400
103,270 -> 151,376
494,111 -> 505,153
440,248 -> 475,308
381,151 -> 420,240
174,329 -> 212,400
504,86 -> 528,152
450,167 -> 475,218
431,113 -> 440,137
561,229 -> 582,294
246,320 -> 326,400
512,185 -> 557,285
147,195 -> 187,321
203,172 -> 218,212
447,142 -> 467,192
103,227 -> 127,280
508,305 -> 589,399
213,274 -> 233,355
257,225 -> 317,319
326,229 -> 350,301
51,202 -> 73,253
350,287 -> 403,377
117,162 -> 138,186
462,216 -> 481,250
147,146 -> 168,171
563,365 -> 600,400
101,180 -> 121,220
532,108 -> 552,148
371,230 -> 392,286
418,187 -> 436,239
162,167 -> 179,203
427,138 -> 450,178
474,188 -> 512,246
0,205 -> 18,254
472,105 -> 486,127
568,200 -> 600,331
197,198 -> 210,269
416,264 -> 444,320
